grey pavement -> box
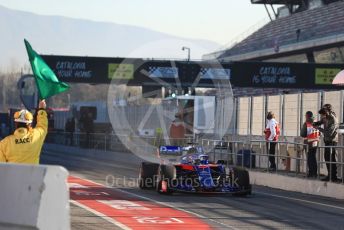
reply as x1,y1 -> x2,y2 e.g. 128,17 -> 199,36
41,144 -> 344,230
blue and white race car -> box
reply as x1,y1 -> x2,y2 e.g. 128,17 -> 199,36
139,145 -> 252,196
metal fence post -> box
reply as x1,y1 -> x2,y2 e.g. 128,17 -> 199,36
234,97 -> 239,136
276,142 -> 280,172
249,96 -> 253,138
297,93 -> 302,137
299,92 -> 304,136
279,94 -> 283,136
104,134 -> 107,152
250,141 -> 253,169
226,142 -> 230,168
341,150 -> 344,184
264,94 -> 268,131
259,142 -> 261,169
213,140 -> 216,162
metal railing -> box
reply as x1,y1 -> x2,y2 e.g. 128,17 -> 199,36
201,139 -> 344,184
248,140 -> 309,174
317,145 -> 344,184
46,131 -> 194,152
45,131 -> 343,184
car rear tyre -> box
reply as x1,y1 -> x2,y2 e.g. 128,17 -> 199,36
139,162 -> 159,189
232,167 -> 251,196
156,165 -> 173,195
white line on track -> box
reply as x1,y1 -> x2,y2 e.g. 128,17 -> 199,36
70,200 -> 132,230
256,191 -> 344,211
78,176 -> 240,230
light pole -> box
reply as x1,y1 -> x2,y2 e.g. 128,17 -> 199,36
182,46 -> 190,61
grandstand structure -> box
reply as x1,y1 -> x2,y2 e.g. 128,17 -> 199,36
204,0 -> 344,64
203,0 -> 344,96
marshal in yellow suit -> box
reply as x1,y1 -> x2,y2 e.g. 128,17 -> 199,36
0,101 -> 48,164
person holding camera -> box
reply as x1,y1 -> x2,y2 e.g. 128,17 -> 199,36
313,105 -> 339,182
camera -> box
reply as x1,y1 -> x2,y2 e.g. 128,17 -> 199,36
312,121 -> 322,127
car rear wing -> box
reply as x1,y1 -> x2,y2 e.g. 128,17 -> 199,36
157,146 -> 184,163
158,146 -> 183,156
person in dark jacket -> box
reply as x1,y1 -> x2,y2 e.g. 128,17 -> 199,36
84,112 -> 94,148
65,117 -> 75,146
300,111 -> 320,178
313,106 -> 339,181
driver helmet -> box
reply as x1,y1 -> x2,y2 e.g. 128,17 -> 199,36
199,154 -> 209,165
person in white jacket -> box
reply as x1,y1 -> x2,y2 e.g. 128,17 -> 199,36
264,112 -> 280,170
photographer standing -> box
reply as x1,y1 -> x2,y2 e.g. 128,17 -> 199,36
313,104 -> 339,182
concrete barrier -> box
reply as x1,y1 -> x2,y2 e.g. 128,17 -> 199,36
250,170 -> 344,200
0,163 -> 70,230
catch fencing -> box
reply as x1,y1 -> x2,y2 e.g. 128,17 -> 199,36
234,90 -> 344,138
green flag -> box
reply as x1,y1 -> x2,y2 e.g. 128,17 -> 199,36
24,39 -> 69,99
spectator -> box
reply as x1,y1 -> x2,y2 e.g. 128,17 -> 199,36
300,111 -> 320,178
0,100 -> 47,164
84,112 -> 94,148
313,105 -> 339,181
64,119 -> 71,145
65,117 -> 75,146
264,111 -> 280,171
79,111 -> 94,148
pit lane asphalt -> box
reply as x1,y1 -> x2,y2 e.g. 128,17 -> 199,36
41,145 -> 344,230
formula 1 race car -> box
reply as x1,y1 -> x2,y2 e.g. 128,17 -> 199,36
138,145 -> 252,196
